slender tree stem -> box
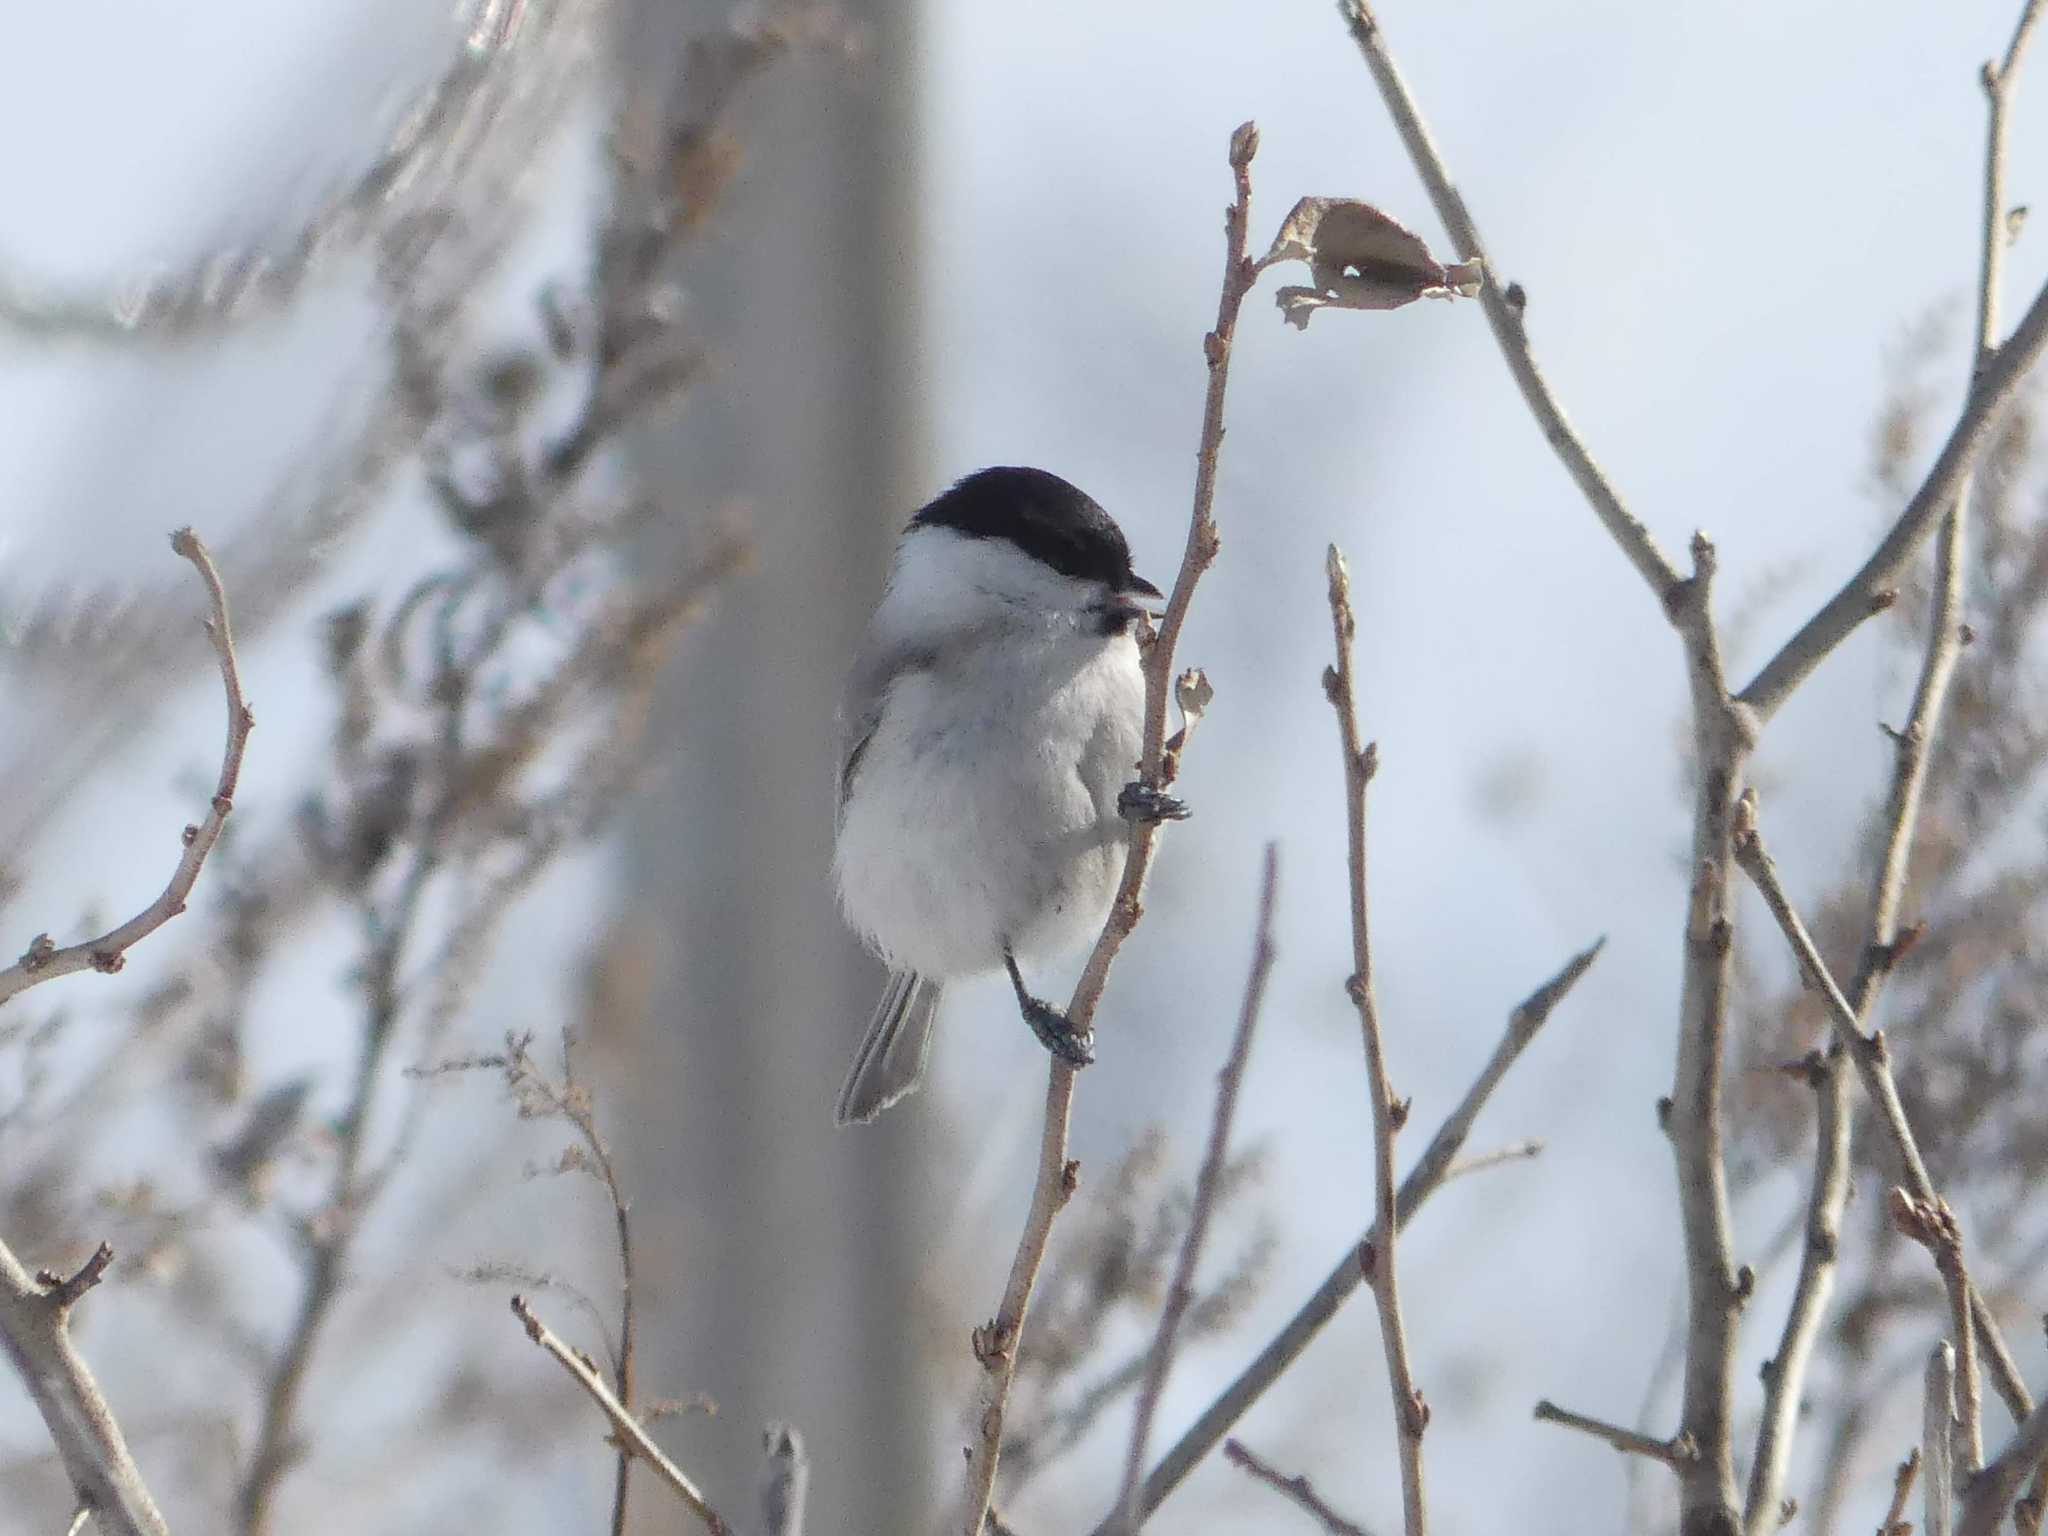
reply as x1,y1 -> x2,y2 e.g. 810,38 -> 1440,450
1111,848 -> 1278,1532
1089,939 -> 1599,1532
1323,545 -> 1427,1535
956,121 -> 1263,1536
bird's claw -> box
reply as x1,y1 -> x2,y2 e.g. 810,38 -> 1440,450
1118,781 -> 1190,825
1022,997 -> 1096,1068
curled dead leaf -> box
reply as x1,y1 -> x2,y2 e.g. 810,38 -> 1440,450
1259,197 -> 1482,329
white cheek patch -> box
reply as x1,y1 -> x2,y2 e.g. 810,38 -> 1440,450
875,527 -> 1105,649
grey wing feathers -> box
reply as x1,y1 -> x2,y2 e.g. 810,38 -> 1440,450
838,641 -> 941,817
835,971 -> 943,1125
836,651 -> 889,817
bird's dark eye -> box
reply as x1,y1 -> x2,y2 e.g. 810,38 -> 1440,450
1094,597 -> 1144,636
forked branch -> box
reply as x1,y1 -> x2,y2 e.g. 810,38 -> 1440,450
0,1241 -> 169,1536
1092,938 -> 1599,1532
510,1295 -> 730,1536
1730,792 -> 2029,1423
0,529 -> 245,1536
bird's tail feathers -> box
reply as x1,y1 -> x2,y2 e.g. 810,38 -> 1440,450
834,971 -> 943,1126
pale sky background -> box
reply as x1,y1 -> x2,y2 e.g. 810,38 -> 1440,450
0,2 -> 2042,1533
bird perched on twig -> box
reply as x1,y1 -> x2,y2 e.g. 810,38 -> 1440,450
832,466 -> 1185,1124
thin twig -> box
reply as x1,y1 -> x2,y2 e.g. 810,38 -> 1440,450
1224,1439 -> 1375,1536
1961,1397 -> 2048,1536
1737,275 -> 2048,717
1533,1399 -> 1700,1468
509,1296 -> 731,1536
1331,9 -> 1778,1522
0,1239 -> 169,1536
1744,1049 -> 1852,1534
957,120 -> 1262,1536
0,0 -> 562,340
1729,793 -> 2030,1425
235,844 -> 437,1536
1892,1190 -> 1982,1474
0,530 -> 249,1536
1662,534 -> 1754,1530
1439,1140 -> 1544,1185
1111,846 -> 1278,1532
1324,545 -> 1426,1536
1927,1343 -> 1958,1536
1089,938 -> 1600,1533
1745,293 -> 1978,1525
1742,0 -> 2045,730
502,1033 -> 640,1536
1880,1448 -> 1921,1536
1971,12 -> 2048,1529
0,529 -> 253,1006
1333,0 -> 1681,603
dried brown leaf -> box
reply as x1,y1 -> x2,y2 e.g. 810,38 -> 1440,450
1259,197 -> 1482,328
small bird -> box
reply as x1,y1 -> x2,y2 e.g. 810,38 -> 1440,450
832,466 -> 1187,1124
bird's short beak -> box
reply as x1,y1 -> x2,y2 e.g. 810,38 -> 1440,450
1125,573 -> 1165,609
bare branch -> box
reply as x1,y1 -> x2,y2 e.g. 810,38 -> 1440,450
509,1295 -> 730,1536
1533,1398 -> 1700,1469
1111,846 -> 1277,1532
1742,14 -> 2028,1473
1324,545 -> 1426,1535
0,530 -> 247,1536
1224,1438 -> 1375,1536
1439,1140 -> 1544,1185
0,0 -> 582,340
1892,1190 -> 1982,1473
1962,1397 -> 2048,1536
1744,1049 -> 1851,1534
0,529 -> 253,1007
958,120 -> 1263,1536
1927,1344 -> 1958,1536
236,844 -> 437,1536
1964,12 -> 2048,1528
1662,535 -> 1754,1530
1333,0 -> 1682,602
1738,256 -> 2048,719
1975,5 -> 2044,365
0,1238 -> 169,1536
1096,939 -> 1600,1532
1730,792 -> 2032,1425
471,1032 -> 643,1536
1880,1449 -> 1921,1536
